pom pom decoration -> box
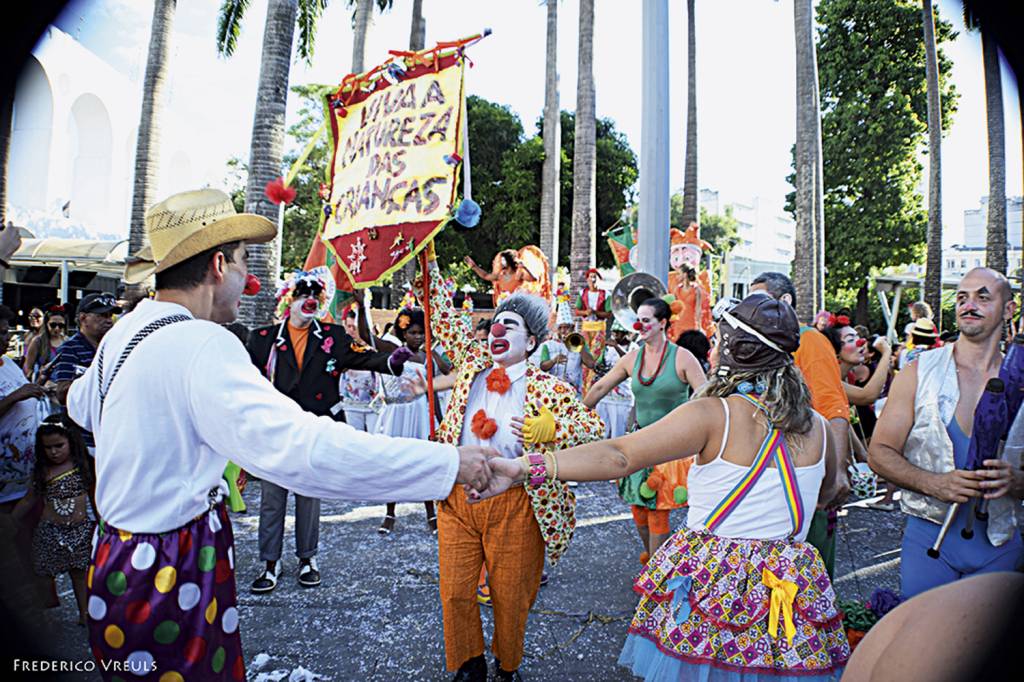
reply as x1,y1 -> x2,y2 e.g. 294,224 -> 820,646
323,204 -> 333,219
673,486 -> 688,505
471,409 -> 498,440
454,198 -> 481,228
835,315 -> 851,326
645,472 -> 665,491
670,300 -> 684,317
243,274 -> 261,296
461,295 -> 474,313
485,367 -> 512,395
264,176 -> 296,206
318,183 -> 331,201
638,482 -> 657,499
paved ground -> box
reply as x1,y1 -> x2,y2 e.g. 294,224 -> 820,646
29,480 -> 904,681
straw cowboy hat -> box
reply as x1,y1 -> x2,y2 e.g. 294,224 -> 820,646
124,189 -> 276,284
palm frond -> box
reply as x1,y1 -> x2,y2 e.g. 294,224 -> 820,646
216,0 -> 252,57
297,0 -> 330,65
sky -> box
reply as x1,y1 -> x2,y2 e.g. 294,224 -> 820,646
50,0 -> 1022,246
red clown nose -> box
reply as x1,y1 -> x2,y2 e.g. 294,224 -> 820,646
491,322 -> 507,337
855,338 -> 867,348
243,274 -> 261,296
633,321 -> 643,331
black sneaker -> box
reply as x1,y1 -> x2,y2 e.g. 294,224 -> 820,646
250,562 -> 281,594
492,659 -> 522,681
452,654 -> 487,682
298,557 -> 321,587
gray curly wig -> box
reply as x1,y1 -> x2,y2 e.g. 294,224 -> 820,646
495,293 -> 550,355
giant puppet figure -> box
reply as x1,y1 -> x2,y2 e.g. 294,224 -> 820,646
667,223 -> 715,342
423,248 -> 604,682
574,268 -> 612,394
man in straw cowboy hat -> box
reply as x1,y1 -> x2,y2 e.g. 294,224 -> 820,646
66,189 -> 499,680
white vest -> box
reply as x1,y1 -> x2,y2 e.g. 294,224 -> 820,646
903,343 -> 1017,546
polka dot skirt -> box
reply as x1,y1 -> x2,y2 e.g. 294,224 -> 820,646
87,504 -> 244,680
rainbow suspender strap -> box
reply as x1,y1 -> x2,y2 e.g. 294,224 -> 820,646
703,393 -> 805,538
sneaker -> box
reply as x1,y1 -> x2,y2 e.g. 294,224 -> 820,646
250,562 -> 281,593
452,655 -> 487,682
298,557 -> 321,588
493,659 -> 523,681
539,572 -> 549,587
476,583 -> 492,607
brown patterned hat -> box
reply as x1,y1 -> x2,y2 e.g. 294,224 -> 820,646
124,189 -> 276,284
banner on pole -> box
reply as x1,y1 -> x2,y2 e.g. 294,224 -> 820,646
318,53 -> 466,288
607,223 -> 638,276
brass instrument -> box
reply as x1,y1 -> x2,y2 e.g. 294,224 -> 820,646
565,331 -> 586,353
611,271 -> 667,329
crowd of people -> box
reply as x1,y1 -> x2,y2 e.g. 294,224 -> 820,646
1,193 -> 1023,681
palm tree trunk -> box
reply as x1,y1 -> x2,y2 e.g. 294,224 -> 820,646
0,91 -> 13,228
239,0 -> 298,326
408,0 -> 425,50
351,0 -> 373,74
128,0 -> 176,289
922,0 -> 943,325
539,0 -> 561,275
681,0 -> 698,227
570,0 -> 596,294
792,0 -> 818,322
982,28 -> 1006,274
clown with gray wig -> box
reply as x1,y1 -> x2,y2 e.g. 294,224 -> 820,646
476,291 -> 851,681
422,246 -> 604,681
244,266 -> 413,594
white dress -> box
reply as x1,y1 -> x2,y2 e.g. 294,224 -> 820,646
596,345 -> 633,439
376,361 -> 432,440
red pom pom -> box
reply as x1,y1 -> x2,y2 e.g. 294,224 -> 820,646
835,314 -> 851,326
471,409 -> 498,440
265,176 -> 297,205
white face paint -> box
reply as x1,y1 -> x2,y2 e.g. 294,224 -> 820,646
289,296 -> 318,324
488,310 -> 533,366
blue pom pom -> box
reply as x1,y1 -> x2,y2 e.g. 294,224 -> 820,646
736,381 -> 754,395
454,198 -> 481,228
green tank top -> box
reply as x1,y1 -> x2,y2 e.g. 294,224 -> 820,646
630,343 -> 690,428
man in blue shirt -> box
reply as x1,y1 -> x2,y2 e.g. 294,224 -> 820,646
53,292 -> 121,449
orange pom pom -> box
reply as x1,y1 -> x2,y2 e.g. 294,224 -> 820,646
471,409 -> 498,440
486,367 -> 512,395
670,300 -> 684,316
646,472 -> 664,490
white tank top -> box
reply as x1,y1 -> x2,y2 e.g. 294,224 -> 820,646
685,398 -> 826,542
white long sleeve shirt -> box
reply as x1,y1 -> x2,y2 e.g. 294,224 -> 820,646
68,300 -> 458,533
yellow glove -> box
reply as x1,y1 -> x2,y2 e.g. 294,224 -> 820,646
425,239 -> 437,263
522,406 -> 557,445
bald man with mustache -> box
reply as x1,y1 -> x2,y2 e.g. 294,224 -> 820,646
870,268 -> 1024,598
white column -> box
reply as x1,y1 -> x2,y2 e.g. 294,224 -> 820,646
636,0 -> 671,284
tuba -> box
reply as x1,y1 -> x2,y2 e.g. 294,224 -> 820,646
611,271 -> 667,329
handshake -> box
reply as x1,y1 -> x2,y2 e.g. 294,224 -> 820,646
454,446 -> 524,497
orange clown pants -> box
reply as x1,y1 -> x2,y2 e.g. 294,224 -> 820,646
438,484 -> 545,672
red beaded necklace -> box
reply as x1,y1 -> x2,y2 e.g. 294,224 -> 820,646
637,334 -> 670,386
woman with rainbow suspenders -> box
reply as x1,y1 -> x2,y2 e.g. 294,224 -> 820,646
474,293 -> 851,681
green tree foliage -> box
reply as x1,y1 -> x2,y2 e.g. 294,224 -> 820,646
786,0 -> 958,302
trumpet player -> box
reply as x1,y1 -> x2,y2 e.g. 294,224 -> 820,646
869,268 -> 1024,598
532,302 -> 596,395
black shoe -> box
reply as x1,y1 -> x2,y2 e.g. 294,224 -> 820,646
452,655 -> 487,682
298,557 -> 321,587
250,562 -> 281,593
539,572 -> 549,587
492,659 -> 522,681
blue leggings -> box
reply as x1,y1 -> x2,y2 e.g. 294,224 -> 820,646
901,515 -> 1024,598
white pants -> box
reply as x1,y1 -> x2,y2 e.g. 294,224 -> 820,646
597,400 -> 632,439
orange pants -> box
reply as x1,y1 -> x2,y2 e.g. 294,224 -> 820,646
438,485 -> 545,672
631,506 -> 671,534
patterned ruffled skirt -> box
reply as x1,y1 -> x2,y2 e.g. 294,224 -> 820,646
618,527 -> 849,681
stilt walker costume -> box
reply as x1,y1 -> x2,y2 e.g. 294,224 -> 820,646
667,224 -> 714,342
70,190 -> 481,681
425,257 -> 604,680
574,268 -> 611,395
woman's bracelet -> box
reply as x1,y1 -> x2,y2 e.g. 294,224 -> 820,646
520,452 -> 559,487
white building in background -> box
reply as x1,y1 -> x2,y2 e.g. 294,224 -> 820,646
942,195 -> 1024,280
963,195 -> 1024,249
698,188 -> 795,299
7,27 -> 199,241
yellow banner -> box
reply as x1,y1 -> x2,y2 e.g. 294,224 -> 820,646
324,61 -> 464,240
